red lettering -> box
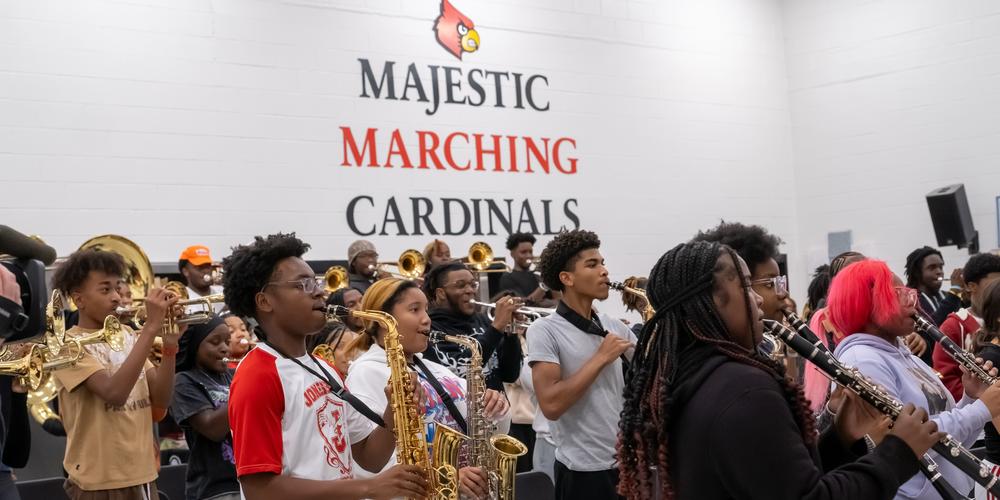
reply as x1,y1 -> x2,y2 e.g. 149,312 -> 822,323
474,134 -> 503,172
444,132 -> 470,171
523,137 -> 550,174
341,127 -> 379,167
553,137 -> 577,174
385,129 -> 414,168
417,131 -> 444,169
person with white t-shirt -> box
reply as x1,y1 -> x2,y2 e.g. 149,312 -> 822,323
345,278 -> 511,500
179,245 -> 225,315
222,233 -> 428,500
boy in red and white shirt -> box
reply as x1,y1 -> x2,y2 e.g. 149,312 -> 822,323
223,233 -> 427,500
933,253 -> 1000,401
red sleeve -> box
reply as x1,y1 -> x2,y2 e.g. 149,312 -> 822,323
933,314 -> 963,402
229,350 -> 285,477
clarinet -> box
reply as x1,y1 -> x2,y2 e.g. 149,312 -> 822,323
912,314 -> 997,384
783,311 -> 967,498
767,318 -> 999,497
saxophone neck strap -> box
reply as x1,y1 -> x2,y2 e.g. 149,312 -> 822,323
412,356 -> 468,434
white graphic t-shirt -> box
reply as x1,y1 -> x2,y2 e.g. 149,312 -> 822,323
229,342 -> 376,493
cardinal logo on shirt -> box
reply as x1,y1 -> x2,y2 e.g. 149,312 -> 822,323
315,397 -> 352,476
434,0 -> 479,60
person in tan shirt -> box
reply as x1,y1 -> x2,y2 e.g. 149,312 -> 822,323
50,249 -> 182,500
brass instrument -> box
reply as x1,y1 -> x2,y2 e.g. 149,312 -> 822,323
609,280 -> 655,322
312,343 -> 337,366
328,306 -> 465,500
371,249 -> 426,280
323,265 -> 348,293
470,300 -> 552,325
461,242 -> 510,273
203,263 -> 224,285
426,331 -> 526,500
0,343 -> 44,390
116,281 -> 223,331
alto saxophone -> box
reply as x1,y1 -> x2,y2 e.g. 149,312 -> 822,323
328,307 -> 466,500
427,331 -> 527,500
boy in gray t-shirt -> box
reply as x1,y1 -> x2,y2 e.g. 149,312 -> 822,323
526,230 -> 635,500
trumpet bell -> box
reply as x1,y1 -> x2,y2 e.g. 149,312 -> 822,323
324,265 -> 348,293
466,242 -> 493,271
0,344 -> 45,391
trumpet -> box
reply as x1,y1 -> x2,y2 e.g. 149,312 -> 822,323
203,264 -> 224,285
470,300 -> 552,327
116,281 -> 224,330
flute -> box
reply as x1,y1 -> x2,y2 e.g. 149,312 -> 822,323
767,318 -> 995,498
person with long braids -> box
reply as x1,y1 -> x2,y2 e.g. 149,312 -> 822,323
617,241 -> 940,500
832,259 -> 1000,499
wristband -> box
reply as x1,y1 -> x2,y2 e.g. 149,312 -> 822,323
161,344 -> 179,357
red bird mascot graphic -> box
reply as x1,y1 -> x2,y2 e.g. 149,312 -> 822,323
434,0 -> 479,60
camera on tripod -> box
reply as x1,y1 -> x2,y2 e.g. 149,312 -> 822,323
0,225 -> 56,342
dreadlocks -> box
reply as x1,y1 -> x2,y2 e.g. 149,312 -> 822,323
616,241 -> 815,499
904,246 -> 942,289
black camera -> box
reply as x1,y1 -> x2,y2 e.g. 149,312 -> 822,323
0,225 -> 56,341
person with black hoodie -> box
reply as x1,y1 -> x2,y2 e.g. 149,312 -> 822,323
616,241 -> 939,500
421,262 -> 522,392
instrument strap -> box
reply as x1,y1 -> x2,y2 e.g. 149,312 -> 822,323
412,356 -> 468,434
262,339 -> 386,428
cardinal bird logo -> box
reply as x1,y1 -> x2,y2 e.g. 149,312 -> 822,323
434,0 -> 479,60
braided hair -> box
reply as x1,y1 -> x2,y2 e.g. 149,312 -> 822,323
616,241 -> 816,499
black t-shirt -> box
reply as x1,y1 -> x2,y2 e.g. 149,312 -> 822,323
171,369 -> 239,500
498,270 -> 540,298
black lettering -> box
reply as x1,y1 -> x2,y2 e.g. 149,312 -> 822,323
426,65 -> 441,116
516,199 -> 540,234
442,198 -> 471,235
379,197 -> 409,236
401,63 -> 428,102
443,66 -> 466,105
512,73 -> 524,109
359,59 -> 396,99
525,74 -> 550,111
346,196 -> 377,236
562,199 -> 580,231
541,199 -> 555,234
411,197 -> 438,236
485,71 -> 510,108
467,69 -> 486,106
471,198 -> 484,235
485,199 -> 513,235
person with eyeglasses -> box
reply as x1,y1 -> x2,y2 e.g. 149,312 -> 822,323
831,259 -> 1000,500
420,261 -> 523,392
223,233 -> 429,500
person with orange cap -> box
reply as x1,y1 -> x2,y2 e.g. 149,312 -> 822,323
179,245 -> 224,314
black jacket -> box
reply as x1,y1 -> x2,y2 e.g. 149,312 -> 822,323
0,376 -> 30,468
423,308 -> 522,391
668,353 -> 919,499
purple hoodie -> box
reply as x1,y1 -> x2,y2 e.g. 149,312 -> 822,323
835,333 -> 991,500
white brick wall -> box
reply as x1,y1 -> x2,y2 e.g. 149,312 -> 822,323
786,0 -> 1000,284
0,0 -> 798,320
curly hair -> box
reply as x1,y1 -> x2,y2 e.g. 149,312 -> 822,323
963,253 -> 1000,285
221,233 -> 310,320
537,230 -> 600,292
51,249 -> 126,295
617,241 -> 815,499
904,246 -> 942,288
505,232 -> 536,251
691,221 -> 783,274
806,264 -> 831,314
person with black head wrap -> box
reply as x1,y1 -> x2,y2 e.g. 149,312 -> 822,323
171,315 -> 240,500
